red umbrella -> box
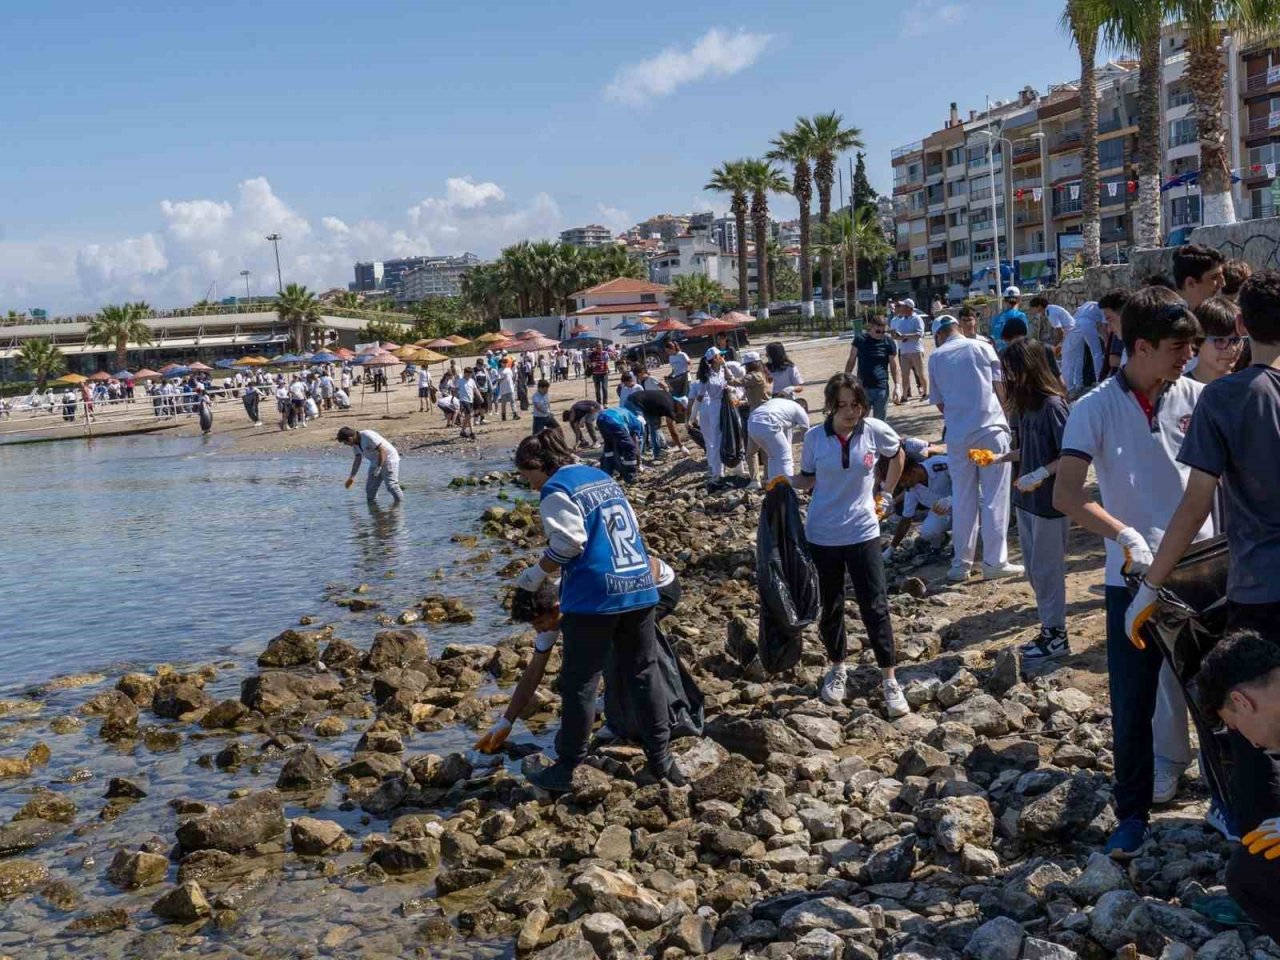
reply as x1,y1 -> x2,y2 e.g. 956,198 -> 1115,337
88,370 -> 113,381
685,318 -> 742,337
720,311 -> 754,324
133,368 -> 161,379
423,338 -> 456,350
187,361 -> 213,372
515,329 -> 541,339
650,317 -> 690,333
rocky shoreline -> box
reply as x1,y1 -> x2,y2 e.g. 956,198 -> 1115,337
0,458 -> 1267,960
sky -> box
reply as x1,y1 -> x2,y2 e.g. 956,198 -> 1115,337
1,0 -> 1087,313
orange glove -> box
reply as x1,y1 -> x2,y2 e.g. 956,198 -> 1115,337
1243,818 -> 1280,859
474,717 -> 512,753
967,449 -> 998,467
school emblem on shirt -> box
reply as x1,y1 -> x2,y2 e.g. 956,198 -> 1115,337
863,452 -> 875,469
1178,414 -> 1192,434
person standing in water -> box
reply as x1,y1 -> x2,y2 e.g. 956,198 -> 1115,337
337,426 -> 404,505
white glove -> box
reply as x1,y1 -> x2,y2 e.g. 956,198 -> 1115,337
475,716 -> 512,753
1116,526 -> 1153,578
514,562 -> 549,592
1014,466 -> 1050,493
534,630 -> 558,654
1124,580 -> 1159,651
931,497 -> 952,516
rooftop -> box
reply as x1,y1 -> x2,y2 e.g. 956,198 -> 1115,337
572,277 -> 670,298
572,302 -> 668,316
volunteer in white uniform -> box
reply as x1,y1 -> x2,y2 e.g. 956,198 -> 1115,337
1062,301 -> 1106,395
338,426 -> 404,504
746,396 -> 810,481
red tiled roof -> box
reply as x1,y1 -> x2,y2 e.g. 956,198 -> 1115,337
571,277 -> 669,298
572,302 -> 668,316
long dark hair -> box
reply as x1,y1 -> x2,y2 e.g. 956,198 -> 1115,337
514,426 -> 574,475
822,372 -> 871,418
697,356 -> 713,383
1001,340 -> 1064,416
765,341 -> 792,372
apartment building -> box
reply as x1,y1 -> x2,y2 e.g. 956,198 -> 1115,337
889,26 -> 1251,302
559,224 -> 614,248
392,253 -> 482,302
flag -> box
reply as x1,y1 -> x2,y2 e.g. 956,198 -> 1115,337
1032,188 -> 1042,202
1127,180 -> 1137,194
1015,188 -> 1025,200
1268,163 -> 1277,179
1069,185 -> 1079,201
1107,183 -> 1117,197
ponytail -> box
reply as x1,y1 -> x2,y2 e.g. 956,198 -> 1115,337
514,424 -> 575,475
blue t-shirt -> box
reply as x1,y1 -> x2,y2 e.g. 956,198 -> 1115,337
991,308 -> 1027,345
852,334 -> 898,390
540,464 -> 658,614
598,406 -> 645,437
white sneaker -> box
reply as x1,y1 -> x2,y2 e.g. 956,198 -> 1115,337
883,678 -> 910,719
1205,802 -> 1239,842
820,664 -> 847,706
982,562 -> 1025,580
1152,762 -> 1186,804
947,562 -> 975,583
746,479 -> 762,491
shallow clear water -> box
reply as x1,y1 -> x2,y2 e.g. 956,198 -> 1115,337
0,434 -> 513,694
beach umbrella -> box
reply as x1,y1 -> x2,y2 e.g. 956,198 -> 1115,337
114,369 -> 134,379
720,310 -> 753,324
650,317 -> 689,333
88,370 -> 113,381
214,359 -> 237,369
310,350 -> 340,363
187,362 -> 213,372
359,353 -> 401,415
133,368 -> 161,380
380,341 -> 401,351
234,356 -> 267,366
415,348 -> 448,364
421,338 -> 455,350
515,329 -> 542,339
392,346 -> 420,359
52,373 -> 88,385
474,332 -> 507,345
498,328 -> 516,337
684,317 -> 742,337
446,335 -> 471,346
159,362 -> 185,374
515,336 -> 561,353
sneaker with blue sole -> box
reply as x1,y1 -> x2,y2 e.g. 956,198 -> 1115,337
1104,817 -> 1149,859
1205,802 -> 1240,842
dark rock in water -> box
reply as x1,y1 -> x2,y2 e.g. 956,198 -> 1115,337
38,878 -> 80,911
240,670 -> 341,715
257,629 -> 323,668
321,638 -> 362,669
106,849 -> 168,890
97,691 -> 139,742
364,629 -> 429,671
862,836 -> 917,884
0,818 -> 62,857
214,742 -> 254,769
0,858 -> 50,899
201,699 -> 250,730
1017,773 -> 1108,840
175,789 -> 286,855
65,907 -> 129,934
361,775 -> 410,816
435,866 -> 495,895
356,728 -> 404,754
177,849 -> 238,885
115,672 -> 158,706
370,836 -> 440,875
290,817 -> 352,856
705,716 -> 805,763
488,863 -> 552,914
152,682 -> 212,719
13,789 -> 76,824
336,752 -> 405,783
275,746 -> 334,791
152,881 -> 212,923
372,667 -> 432,707
408,752 -> 472,789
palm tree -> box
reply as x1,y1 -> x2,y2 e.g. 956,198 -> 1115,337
4,310 -> 26,324
1169,1 -> 1280,225
804,112 -> 864,318
742,159 -> 790,319
1064,0 -> 1104,266
461,262 -> 508,324
816,208 -> 893,321
500,242 -> 537,317
527,240 -> 562,316
191,299 -> 217,316
667,274 -> 728,316
769,124 -> 817,318
591,244 -> 645,282
86,303 -> 155,371
332,291 -> 360,309
705,160 -> 753,311
16,338 -> 66,388
275,283 -> 321,352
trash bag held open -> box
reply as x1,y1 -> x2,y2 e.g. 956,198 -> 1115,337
756,481 -> 821,674
604,624 -> 705,741
719,397 -> 745,469
1135,535 -> 1233,813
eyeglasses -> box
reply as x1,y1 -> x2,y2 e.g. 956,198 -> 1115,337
1208,335 -> 1244,350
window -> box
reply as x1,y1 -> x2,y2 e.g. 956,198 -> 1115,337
950,239 -> 968,257
1251,186 -> 1278,220
946,179 -> 967,197
1171,195 -> 1201,226
1170,117 -> 1197,148
1098,138 -> 1126,170
1249,142 -> 1280,169
948,210 -> 967,227
640,293 -> 656,303
1168,81 -> 1192,109
946,147 -> 964,166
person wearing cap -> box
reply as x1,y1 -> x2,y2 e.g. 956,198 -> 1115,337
891,299 -> 928,402
690,347 -> 734,489
990,287 -> 1027,347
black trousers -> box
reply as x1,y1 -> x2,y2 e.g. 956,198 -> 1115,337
1225,601 -> 1280,835
593,374 -> 609,406
556,605 -> 670,770
808,540 -> 895,667
1226,843 -> 1280,942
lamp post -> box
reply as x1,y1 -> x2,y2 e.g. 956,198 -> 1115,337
240,269 -> 251,301
974,129 -> 1017,300
265,234 -> 283,293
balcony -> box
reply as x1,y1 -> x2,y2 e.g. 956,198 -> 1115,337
926,164 -> 944,180
949,253 -> 970,268
1098,115 -> 1137,135
893,178 -> 925,195
1016,242 -> 1047,256
1101,227 -> 1129,244
1171,207 -> 1201,227
929,229 -> 947,242
1013,143 -> 1041,163
971,250 -> 995,265
1246,70 -> 1280,93
1014,209 -> 1042,226
892,140 -> 924,160
1249,115 -> 1280,135
1050,131 -> 1083,153
1053,198 -> 1083,218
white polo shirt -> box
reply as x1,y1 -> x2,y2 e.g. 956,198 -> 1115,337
903,455 -> 951,515
1060,369 -> 1212,587
894,314 -> 926,355
800,416 -> 901,547
1046,304 -> 1075,333
749,397 -> 810,434
927,335 -> 1008,448
357,429 -> 398,464
769,366 -> 804,396
668,351 -> 690,377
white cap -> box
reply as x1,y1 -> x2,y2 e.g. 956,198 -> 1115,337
1004,286 -> 1021,299
900,298 -> 915,310
704,347 -> 721,361
741,350 -> 761,363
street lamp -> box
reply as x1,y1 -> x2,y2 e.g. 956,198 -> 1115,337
973,129 -> 1015,301
239,269 -> 251,301
265,234 -> 283,293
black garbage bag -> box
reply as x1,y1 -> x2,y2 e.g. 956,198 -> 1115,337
1138,534 -> 1232,811
688,421 -> 705,451
719,399 -> 745,468
604,625 -> 705,740
756,481 -> 821,674
198,397 -> 213,434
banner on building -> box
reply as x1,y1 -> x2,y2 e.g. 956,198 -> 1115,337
1069,185 -> 1080,201
1269,163 -> 1277,179
1032,188 -> 1042,202
1269,110 -> 1280,130
1107,183 -> 1117,197
1269,64 -> 1280,86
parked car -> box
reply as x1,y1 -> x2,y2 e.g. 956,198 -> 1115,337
623,329 -> 752,368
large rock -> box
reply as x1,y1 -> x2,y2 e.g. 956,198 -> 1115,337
691,754 -> 759,803
106,849 -> 168,889
372,668 -> 432,707
369,836 -> 439,875
1017,774 -> 1108,840
152,881 -> 211,923
572,865 -> 664,929
943,693 -> 1012,736
664,912 -> 715,955
787,714 -> 844,750
1089,890 -> 1143,951
1066,852 -> 1128,903
967,738 -> 1041,775
531,941 -> 598,960
13,790 -> 77,824
290,817 -> 352,856
240,670 -> 340,715
276,746 -> 334,791
928,795 -> 994,853
582,911 -> 639,959
964,916 -> 1025,960
200,699 -> 250,730
335,752 -> 404,782
779,896 -> 873,934
363,629 -> 428,671
0,859 -> 49,899
0,818 -> 61,857
152,682 -> 212,719
674,737 -> 731,781
862,836 -> 916,884
489,863 -> 552,914
175,790 -> 286,854
97,691 -> 139,742
1196,931 -> 1248,960
706,716 -> 805,762
257,629 -> 322,668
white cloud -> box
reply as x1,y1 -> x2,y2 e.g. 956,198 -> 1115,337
594,203 -> 632,233
1,176 -> 566,314
899,1 -> 964,39
604,27 -> 772,106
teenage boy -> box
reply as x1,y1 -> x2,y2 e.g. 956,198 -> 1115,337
531,379 -> 553,434
956,304 -> 993,345
1133,270 -> 1280,843
1027,295 -> 1074,348
1053,285 -> 1205,858
1173,242 -> 1226,309
1196,630 -> 1280,943
990,286 -> 1026,345
338,426 -> 404,505
455,367 -> 477,440
892,299 -> 928,401
844,315 -> 901,419
928,319 -> 1021,583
